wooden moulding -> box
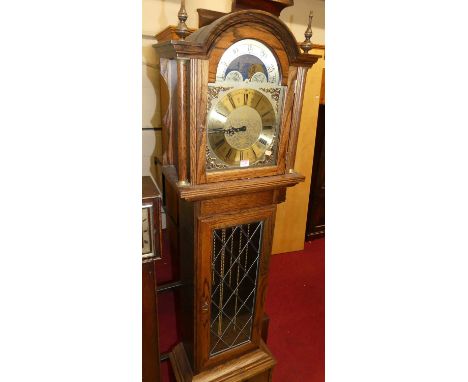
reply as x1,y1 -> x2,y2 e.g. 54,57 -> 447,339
275,66 -> 298,173
177,59 -> 189,184
155,26 -> 196,43
159,58 -> 177,166
162,165 -> 305,202
199,190 -> 278,217
170,340 -> 275,382
285,66 -> 308,170
206,166 -> 279,185
189,59 -> 209,185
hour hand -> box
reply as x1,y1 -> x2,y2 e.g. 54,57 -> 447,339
225,126 -> 247,136
231,126 -> 247,133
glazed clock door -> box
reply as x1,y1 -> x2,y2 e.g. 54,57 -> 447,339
206,39 -> 286,173
196,206 -> 275,370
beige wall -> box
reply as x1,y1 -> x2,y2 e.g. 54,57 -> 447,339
142,36 -> 161,180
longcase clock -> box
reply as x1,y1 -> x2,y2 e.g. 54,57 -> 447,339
154,5 -> 318,381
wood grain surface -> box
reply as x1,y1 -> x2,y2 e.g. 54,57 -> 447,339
177,59 -> 188,183
143,260 -> 161,382
170,340 -> 275,382
189,59 -> 209,185
162,164 -> 304,202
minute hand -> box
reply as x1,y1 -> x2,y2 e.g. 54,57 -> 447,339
210,126 -> 247,135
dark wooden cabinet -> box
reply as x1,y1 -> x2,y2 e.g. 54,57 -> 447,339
142,176 -> 162,382
142,260 -> 161,382
306,103 -> 325,240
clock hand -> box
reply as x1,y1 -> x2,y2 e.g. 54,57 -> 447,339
210,126 -> 248,135
209,127 -> 224,133
225,126 -> 247,136
232,126 -> 247,133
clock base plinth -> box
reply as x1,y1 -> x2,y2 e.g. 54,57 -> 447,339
170,341 -> 275,382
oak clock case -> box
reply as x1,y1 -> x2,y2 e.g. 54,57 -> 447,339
154,9 -> 318,381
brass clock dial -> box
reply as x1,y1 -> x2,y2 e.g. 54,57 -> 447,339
207,38 -> 285,171
208,88 -> 278,167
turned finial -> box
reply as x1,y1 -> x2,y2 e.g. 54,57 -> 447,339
176,0 -> 190,40
300,11 -> 314,54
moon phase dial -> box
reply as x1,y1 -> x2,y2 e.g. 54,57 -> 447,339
207,88 -> 278,168
215,39 -> 281,85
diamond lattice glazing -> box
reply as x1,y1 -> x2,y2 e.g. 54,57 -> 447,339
209,221 -> 263,356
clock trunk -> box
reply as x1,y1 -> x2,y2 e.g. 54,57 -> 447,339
166,177 -> 279,373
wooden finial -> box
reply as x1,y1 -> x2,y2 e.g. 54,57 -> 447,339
300,11 -> 314,54
176,0 -> 190,40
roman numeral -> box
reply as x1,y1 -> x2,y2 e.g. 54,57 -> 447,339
244,93 -> 249,105
259,138 -> 268,146
255,97 -> 263,109
262,110 -> 272,118
228,95 -> 236,109
215,139 -> 225,149
250,148 -> 258,160
240,151 -> 244,160
226,148 -> 233,159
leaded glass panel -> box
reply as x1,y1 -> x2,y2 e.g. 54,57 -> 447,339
209,221 -> 263,356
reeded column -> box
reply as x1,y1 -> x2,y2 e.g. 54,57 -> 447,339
177,58 -> 189,185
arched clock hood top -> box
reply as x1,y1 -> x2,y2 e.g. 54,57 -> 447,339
186,10 -> 299,61
154,9 -> 318,67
